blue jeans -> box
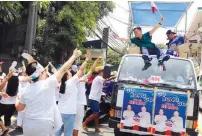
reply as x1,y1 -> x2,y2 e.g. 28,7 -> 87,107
55,114 -> 75,136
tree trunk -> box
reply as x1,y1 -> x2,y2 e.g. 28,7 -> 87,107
24,1 -> 37,54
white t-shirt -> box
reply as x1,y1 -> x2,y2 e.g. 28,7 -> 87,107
19,75 -> 58,122
154,115 -> 167,132
77,82 -> 87,105
123,110 -> 135,127
138,112 -> 151,128
58,75 -> 79,114
0,83 -> 16,105
171,116 -> 184,132
18,76 -> 30,96
55,83 -> 60,102
89,76 -> 104,103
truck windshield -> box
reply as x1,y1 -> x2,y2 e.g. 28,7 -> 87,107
118,55 -> 196,90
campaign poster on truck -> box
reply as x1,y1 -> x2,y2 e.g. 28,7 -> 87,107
120,88 -> 154,135
153,91 -> 188,135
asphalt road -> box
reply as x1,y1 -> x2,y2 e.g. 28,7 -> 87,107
1,112 -> 202,136
0,114 -> 114,136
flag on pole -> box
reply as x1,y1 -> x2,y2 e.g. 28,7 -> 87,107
151,1 -> 158,13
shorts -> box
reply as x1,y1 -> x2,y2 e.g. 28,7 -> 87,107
89,99 -> 99,113
74,104 -> 85,130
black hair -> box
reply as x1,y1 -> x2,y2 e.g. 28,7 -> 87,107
26,62 -> 41,82
133,27 -> 142,32
59,70 -> 76,94
26,62 -> 37,76
59,72 -> 68,94
92,71 -> 98,76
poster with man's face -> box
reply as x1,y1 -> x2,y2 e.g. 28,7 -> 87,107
154,91 -> 188,135
120,88 -> 154,135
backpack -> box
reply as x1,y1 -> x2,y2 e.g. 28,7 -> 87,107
6,74 -> 19,96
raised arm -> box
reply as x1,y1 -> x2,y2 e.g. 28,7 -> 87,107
113,34 -> 130,42
56,49 -> 82,81
86,57 -> 102,77
76,50 -> 91,78
0,71 -> 13,91
149,17 -> 164,36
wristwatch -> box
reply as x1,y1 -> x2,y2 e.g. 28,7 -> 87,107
159,23 -> 162,25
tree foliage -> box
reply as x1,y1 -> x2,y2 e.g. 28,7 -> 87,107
35,1 -> 115,63
0,1 -> 22,23
107,48 -> 122,66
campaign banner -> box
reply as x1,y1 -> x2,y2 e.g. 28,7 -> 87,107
153,91 -> 188,135
120,88 -> 154,135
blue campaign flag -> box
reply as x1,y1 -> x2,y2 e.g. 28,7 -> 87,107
154,91 -> 188,134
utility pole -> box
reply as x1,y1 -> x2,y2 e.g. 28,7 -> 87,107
24,2 -> 37,54
102,27 -> 109,65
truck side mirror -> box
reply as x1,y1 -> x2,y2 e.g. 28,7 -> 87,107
103,65 -> 111,79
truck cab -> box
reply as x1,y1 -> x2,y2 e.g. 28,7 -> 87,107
109,54 -> 199,136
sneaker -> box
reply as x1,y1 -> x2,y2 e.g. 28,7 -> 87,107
142,62 -> 152,71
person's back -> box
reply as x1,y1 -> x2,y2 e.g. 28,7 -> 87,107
89,75 -> 104,103
21,76 -> 57,121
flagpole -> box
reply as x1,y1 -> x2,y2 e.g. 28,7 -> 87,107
157,8 -> 163,17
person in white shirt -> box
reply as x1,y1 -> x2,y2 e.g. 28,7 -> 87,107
16,70 -> 29,131
123,105 -> 135,130
0,71 -> 13,135
171,111 -> 183,134
15,49 -> 82,136
56,50 -> 90,136
0,61 -> 19,136
73,57 -> 101,136
154,109 -> 167,134
138,106 -> 151,132
82,66 -> 105,134
83,66 -> 115,134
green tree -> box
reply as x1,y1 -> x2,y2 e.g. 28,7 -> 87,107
107,48 -> 122,66
0,1 -> 22,23
34,1 -> 115,64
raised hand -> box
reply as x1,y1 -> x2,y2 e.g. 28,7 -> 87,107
159,17 -> 164,24
96,56 -> 103,63
73,49 -> 82,58
85,49 -> 92,61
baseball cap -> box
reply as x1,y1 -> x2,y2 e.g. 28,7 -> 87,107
0,61 -> 4,65
166,30 -> 176,35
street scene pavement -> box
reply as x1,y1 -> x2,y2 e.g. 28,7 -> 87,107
0,114 -> 114,136
1,112 -> 202,136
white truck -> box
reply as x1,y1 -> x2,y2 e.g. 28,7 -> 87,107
109,54 -> 200,136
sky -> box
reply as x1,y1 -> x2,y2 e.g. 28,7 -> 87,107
104,0 -> 202,44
